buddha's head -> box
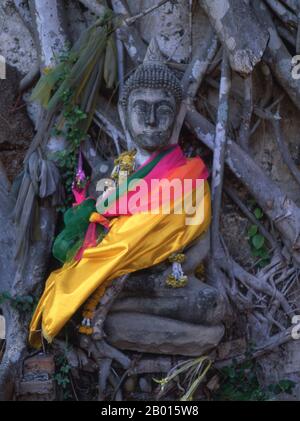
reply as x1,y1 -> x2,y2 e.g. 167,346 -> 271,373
119,40 -> 182,153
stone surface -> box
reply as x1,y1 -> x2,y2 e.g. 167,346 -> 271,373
16,354 -> 56,401
23,354 -> 55,376
105,312 -> 224,356
112,275 -> 226,326
16,380 -> 56,401
128,0 -> 192,64
110,230 -> 227,327
0,0 -> 37,75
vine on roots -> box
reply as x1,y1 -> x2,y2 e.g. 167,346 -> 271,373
247,205 -> 270,268
214,359 -> 295,401
0,292 -> 37,315
54,353 -> 73,401
52,86 -> 87,210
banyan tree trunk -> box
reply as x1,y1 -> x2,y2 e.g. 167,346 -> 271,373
1,0 -> 300,400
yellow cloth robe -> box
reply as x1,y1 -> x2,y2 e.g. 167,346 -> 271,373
29,181 -> 211,348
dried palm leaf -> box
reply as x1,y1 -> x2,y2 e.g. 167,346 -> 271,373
154,356 -> 212,401
104,34 -> 117,89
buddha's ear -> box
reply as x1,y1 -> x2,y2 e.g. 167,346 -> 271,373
118,101 -> 134,150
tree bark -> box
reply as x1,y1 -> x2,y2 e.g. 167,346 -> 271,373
211,51 -> 231,257
186,108 -> 300,265
253,0 -> 300,111
29,0 -> 68,69
199,0 -> 269,75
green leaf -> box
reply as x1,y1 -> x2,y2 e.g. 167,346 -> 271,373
254,208 -> 263,219
252,234 -> 265,250
259,248 -> 269,259
2,291 -> 12,300
268,380 -> 295,396
258,258 -> 270,268
277,379 -> 295,393
61,365 -> 71,374
247,225 -> 258,237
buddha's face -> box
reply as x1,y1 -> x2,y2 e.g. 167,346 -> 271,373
127,88 -> 177,152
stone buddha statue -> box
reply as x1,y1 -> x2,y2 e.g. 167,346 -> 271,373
103,40 -> 226,357
28,39 -> 225,356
